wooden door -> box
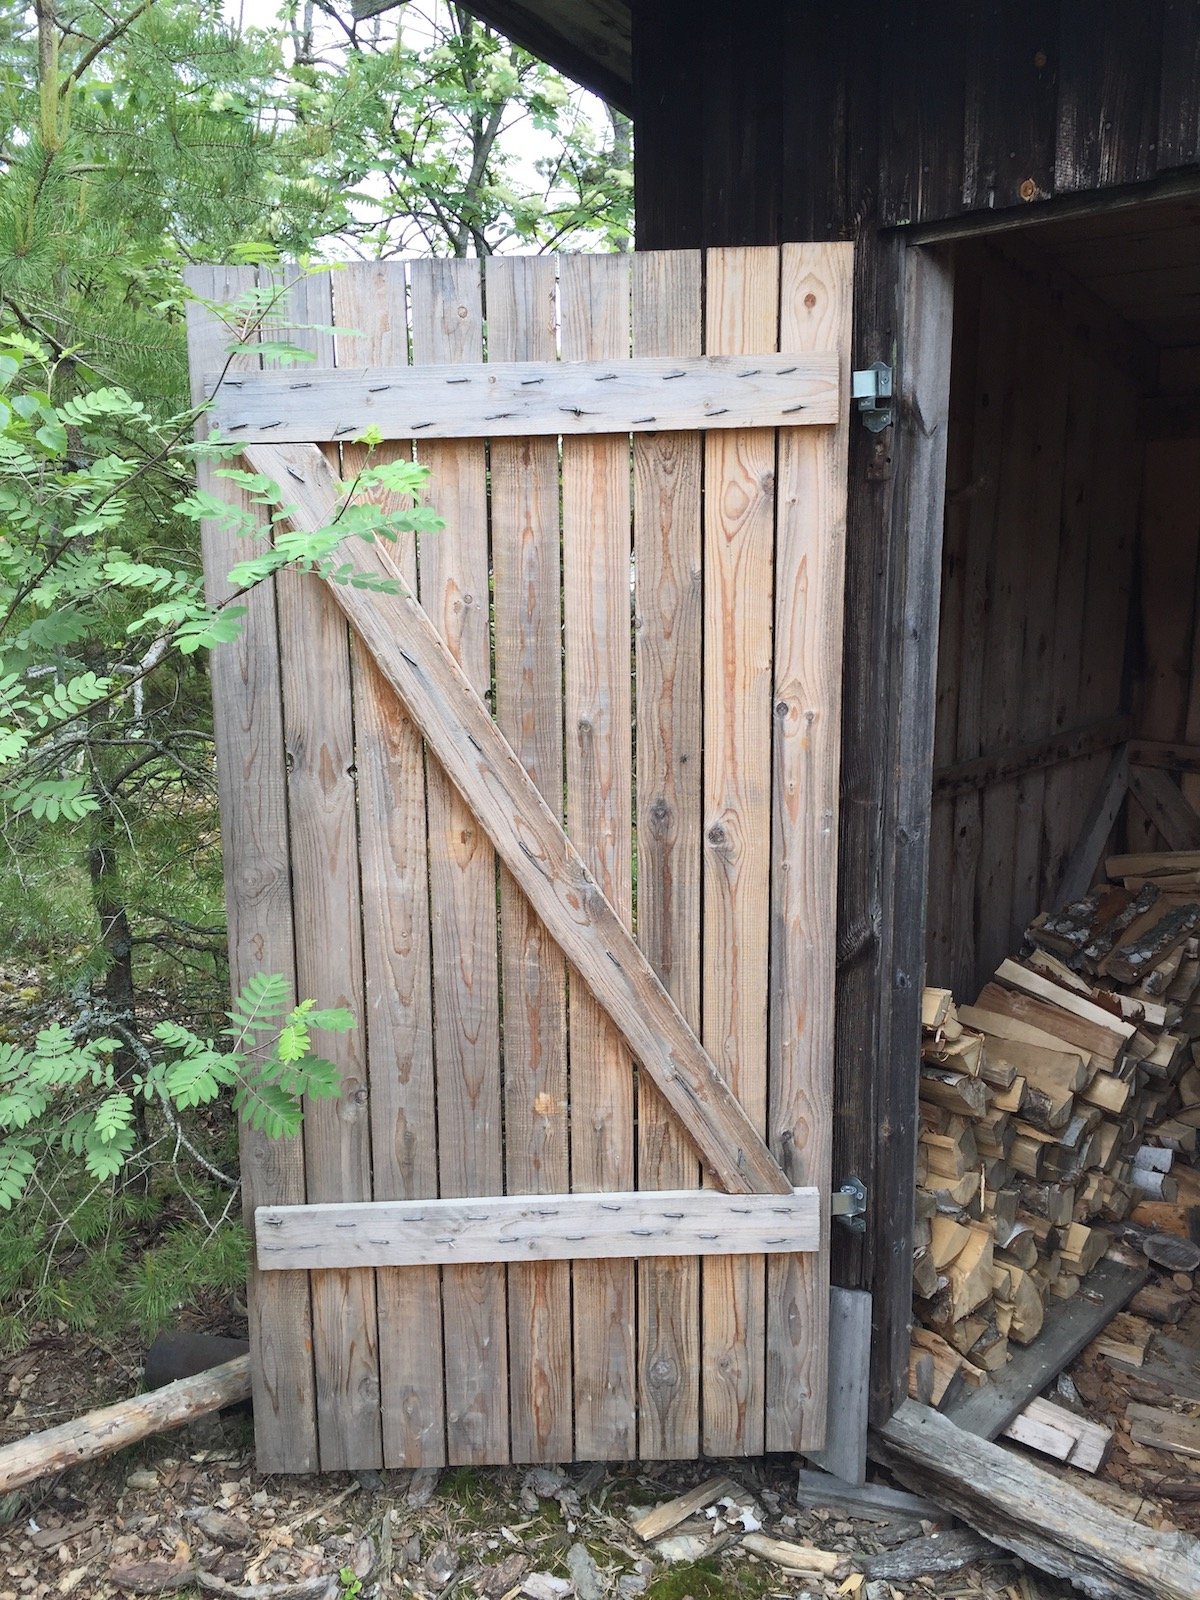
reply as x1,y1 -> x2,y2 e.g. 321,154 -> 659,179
185,245 -> 853,1471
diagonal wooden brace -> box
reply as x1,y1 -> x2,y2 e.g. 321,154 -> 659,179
243,441 -> 793,1198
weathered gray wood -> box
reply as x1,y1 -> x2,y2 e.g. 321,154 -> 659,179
793,1467 -> 937,1522
1128,1403 -> 1200,1461
869,241 -> 954,1421
806,1286 -> 871,1485
1128,763 -> 1200,851
410,258 -> 507,1467
942,1258 -> 1148,1440
240,440 -> 793,1201
269,270 -> 381,1472
0,1358 -> 252,1494
632,247 -> 703,1461
487,254 -> 572,1466
863,1530 -> 998,1581
331,261 -> 444,1470
766,239 -> 853,1453
872,1401 -> 1200,1600
932,716 -> 1132,797
256,1187 -> 820,1268
701,244 -> 777,1458
205,351 -> 840,441
184,265 -> 317,1476
560,253 -> 637,1460
1053,746 -> 1131,906
1129,739 -> 1200,773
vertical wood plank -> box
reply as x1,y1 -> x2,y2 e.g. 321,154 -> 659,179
972,272 -> 1026,993
1072,379 -> 1141,864
960,2 -> 1060,214
410,258 -> 507,1466
271,271 -> 381,1470
1126,437 -> 1200,852
487,255 -> 572,1465
1040,347 -> 1100,907
1007,307 -> 1069,941
1054,0 -> 1162,193
870,242 -> 955,1421
766,240 -> 853,1452
561,252 -> 636,1460
1159,0 -> 1200,171
184,266 -> 317,1474
830,222 -> 904,1313
1176,449 -> 1200,813
701,244 -> 778,1457
805,1287 -> 872,1485
632,249 -> 703,1459
949,261 -> 1010,998
926,258 -> 980,987
332,262 -> 445,1469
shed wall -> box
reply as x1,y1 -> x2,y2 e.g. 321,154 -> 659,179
633,0 -> 1200,249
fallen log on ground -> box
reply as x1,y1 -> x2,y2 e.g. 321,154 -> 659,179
0,1355 -> 251,1494
871,1400 -> 1200,1600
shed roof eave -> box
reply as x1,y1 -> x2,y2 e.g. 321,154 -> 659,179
353,0 -> 633,111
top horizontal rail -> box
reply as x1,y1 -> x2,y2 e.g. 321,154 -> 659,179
205,352 -> 841,441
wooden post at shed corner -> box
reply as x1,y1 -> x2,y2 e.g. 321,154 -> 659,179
832,230 -> 956,1428
871,242 -> 955,1423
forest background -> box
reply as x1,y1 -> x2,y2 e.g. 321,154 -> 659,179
0,0 -> 631,1351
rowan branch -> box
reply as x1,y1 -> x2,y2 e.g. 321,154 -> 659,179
60,0 -> 158,95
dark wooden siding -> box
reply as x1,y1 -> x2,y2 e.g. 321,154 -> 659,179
632,0 -> 1200,249
627,0 -> 1200,1425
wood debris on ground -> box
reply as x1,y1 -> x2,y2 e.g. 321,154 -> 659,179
0,1327 -> 1077,1600
915,849 -> 1200,1530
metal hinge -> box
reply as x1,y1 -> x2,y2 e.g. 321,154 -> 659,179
851,362 -> 893,433
831,1175 -> 867,1233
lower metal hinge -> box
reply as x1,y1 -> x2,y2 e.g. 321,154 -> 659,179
851,362 -> 893,432
831,1175 -> 867,1232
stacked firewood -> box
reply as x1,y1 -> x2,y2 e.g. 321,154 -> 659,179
912,849 -> 1200,1402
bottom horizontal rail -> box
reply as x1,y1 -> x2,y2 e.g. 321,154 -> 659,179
257,1186 -> 821,1269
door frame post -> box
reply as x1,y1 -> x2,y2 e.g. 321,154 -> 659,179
834,236 -> 956,1423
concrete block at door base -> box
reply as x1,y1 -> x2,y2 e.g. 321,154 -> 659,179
256,1186 -> 821,1269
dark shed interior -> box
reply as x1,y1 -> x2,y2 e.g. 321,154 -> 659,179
927,202 -> 1200,998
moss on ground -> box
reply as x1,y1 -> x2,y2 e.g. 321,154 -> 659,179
644,1556 -> 780,1600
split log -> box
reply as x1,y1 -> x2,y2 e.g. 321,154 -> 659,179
1127,1403 -> 1200,1462
1001,1396 -> 1111,1472
923,987 -> 954,1030
975,983 -> 1129,1066
1129,1280 -> 1191,1324
628,1476 -> 737,1541
872,1401 -> 1200,1600
862,1529 -> 998,1581
739,1534 -> 840,1576
0,1356 -> 251,1494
